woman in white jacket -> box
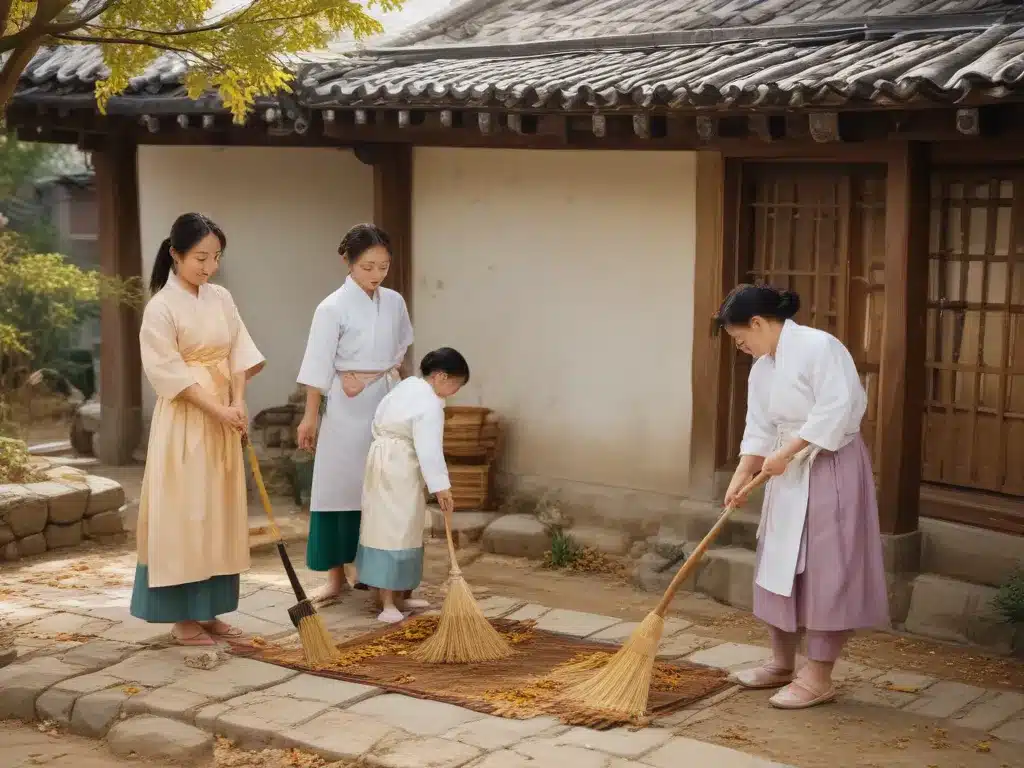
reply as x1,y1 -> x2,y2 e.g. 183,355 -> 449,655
717,284 -> 888,710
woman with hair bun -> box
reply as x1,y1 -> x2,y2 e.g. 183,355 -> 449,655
132,213 -> 265,646
356,347 -> 468,623
715,283 -> 888,710
296,223 -> 414,602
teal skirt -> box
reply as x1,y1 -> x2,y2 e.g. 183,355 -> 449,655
129,564 -> 239,623
355,544 -> 424,592
306,510 -> 361,571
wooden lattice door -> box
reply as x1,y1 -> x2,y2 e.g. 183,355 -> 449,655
726,164 -> 887,468
925,171 -> 1024,500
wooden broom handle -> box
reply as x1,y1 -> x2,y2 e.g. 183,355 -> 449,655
243,437 -> 282,541
652,445 -> 813,617
652,470 -> 770,617
441,507 -> 460,575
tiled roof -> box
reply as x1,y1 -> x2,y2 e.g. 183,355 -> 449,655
305,24 -> 1024,109
387,0 -> 1020,47
11,0 -> 1024,113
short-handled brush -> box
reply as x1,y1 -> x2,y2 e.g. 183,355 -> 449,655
243,437 -> 338,666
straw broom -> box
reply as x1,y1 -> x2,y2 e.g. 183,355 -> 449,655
244,437 -> 339,666
410,508 -> 512,664
558,460 -> 794,719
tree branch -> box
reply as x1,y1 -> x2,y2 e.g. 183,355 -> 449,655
82,11 -> 336,38
50,32 -> 217,68
42,0 -> 119,35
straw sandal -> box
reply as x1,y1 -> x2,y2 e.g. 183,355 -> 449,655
171,626 -> 216,647
732,665 -> 794,690
769,680 -> 836,710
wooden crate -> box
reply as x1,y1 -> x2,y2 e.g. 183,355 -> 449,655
448,463 -> 492,510
443,406 -> 493,458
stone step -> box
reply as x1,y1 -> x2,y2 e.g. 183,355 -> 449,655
658,499 -> 760,551
903,572 -> 1023,656
632,543 -> 756,612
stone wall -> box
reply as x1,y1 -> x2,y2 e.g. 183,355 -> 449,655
0,463 -> 127,562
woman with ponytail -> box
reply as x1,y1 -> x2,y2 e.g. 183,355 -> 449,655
131,213 -> 266,646
715,283 -> 888,710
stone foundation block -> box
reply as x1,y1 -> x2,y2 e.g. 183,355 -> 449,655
45,521 -> 84,550
107,716 -> 214,761
481,514 -> 549,559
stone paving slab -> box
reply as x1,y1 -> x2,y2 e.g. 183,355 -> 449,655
841,682 -> 919,709
215,692 -> 333,744
534,609 -> 621,638
282,709 -> 403,760
107,715 -> 214,761
949,690 -> 1024,731
162,656 -> 297,700
263,672 -> 378,705
903,680 -> 986,719
505,603 -> 550,622
70,687 -> 132,737
367,734 -> 482,768
122,686 -> 213,723
0,656 -> 86,719
442,714 -> 564,750
60,640 -> 138,671
874,670 -> 937,693
644,736 -> 794,767
991,714 -> 1024,743
475,596 -> 525,618
349,693 -> 485,736
589,617 -> 693,644
686,642 -> 772,670
511,740 -> 611,768
543,726 -> 674,757
101,648 -> 199,688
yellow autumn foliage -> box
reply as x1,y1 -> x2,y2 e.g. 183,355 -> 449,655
0,0 -> 402,121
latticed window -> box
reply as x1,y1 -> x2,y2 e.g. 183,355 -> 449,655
926,172 -> 1024,497
726,164 -> 886,471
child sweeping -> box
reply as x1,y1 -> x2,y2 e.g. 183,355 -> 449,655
355,347 -> 469,623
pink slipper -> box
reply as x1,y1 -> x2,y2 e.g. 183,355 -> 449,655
201,621 -> 245,639
769,680 -> 836,710
732,665 -> 794,690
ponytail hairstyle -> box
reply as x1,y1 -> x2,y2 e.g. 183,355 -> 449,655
149,212 -> 227,294
338,223 -> 391,264
713,283 -> 801,332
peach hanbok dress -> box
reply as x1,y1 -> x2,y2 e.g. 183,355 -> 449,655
130,274 -> 264,623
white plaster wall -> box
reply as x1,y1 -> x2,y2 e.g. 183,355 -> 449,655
412,148 -> 697,532
137,146 -> 373,422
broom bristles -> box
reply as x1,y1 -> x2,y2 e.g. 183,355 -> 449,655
296,613 -> 340,667
410,571 -> 512,664
559,612 -> 665,719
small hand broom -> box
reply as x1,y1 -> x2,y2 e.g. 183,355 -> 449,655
410,509 -> 512,664
244,437 -> 339,667
557,464 -> 783,719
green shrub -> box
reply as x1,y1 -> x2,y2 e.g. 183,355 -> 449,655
544,529 -> 581,569
993,570 -> 1024,626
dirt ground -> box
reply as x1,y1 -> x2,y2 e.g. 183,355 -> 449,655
1,721 -> 351,767
4,452 -> 1024,768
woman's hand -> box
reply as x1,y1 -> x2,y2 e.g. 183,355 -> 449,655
761,449 -> 792,477
724,469 -> 755,509
341,372 -> 366,398
297,415 -> 319,451
436,489 -> 455,518
217,404 -> 248,434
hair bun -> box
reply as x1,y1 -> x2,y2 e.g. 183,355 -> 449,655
776,290 -> 801,319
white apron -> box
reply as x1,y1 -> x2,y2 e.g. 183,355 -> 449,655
297,277 -> 413,513
310,369 -> 397,512
360,419 -> 427,553
755,431 -> 853,597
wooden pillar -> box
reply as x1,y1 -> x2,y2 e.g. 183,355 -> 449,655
93,137 -> 143,465
688,151 -> 736,500
373,144 -> 413,303
877,142 -> 930,535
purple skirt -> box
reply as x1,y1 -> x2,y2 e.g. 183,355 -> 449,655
753,436 -> 890,634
